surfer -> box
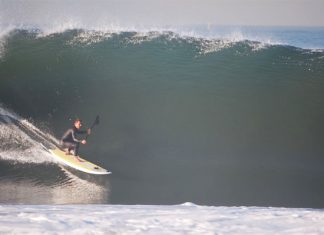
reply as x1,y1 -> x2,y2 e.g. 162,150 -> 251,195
61,118 -> 91,161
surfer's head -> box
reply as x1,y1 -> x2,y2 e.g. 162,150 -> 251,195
74,118 -> 82,129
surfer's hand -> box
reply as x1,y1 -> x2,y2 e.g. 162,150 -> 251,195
81,140 -> 87,144
87,128 -> 91,135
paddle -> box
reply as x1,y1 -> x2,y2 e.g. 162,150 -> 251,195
86,115 -> 99,140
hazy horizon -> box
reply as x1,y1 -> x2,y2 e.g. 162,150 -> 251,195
1,0 -> 324,28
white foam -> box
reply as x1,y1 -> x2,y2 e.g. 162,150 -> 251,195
67,31 -> 113,46
0,204 -> 323,234
0,166 -> 109,204
1,18 -> 320,58
0,20 -> 291,56
0,25 -> 14,59
0,105 -> 56,164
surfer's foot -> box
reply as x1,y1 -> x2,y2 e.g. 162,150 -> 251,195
75,156 -> 84,162
65,151 -> 71,155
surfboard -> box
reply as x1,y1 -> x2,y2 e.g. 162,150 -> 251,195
49,148 -> 111,175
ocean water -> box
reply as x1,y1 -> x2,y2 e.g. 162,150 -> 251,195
1,25 -> 324,208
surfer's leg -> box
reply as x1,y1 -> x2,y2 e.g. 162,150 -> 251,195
72,142 -> 84,162
62,142 -> 76,155
63,141 -> 81,160
61,142 -> 69,154
74,142 -> 80,156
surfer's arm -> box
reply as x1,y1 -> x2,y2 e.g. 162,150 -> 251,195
61,129 -> 74,142
71,129 -> 83,142
76,128 -> 91,135
75,129 -> 89,135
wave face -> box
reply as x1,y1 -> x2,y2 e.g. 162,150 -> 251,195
0,29 -> 324,207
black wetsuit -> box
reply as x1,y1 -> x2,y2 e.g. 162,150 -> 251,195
61,126 -> 87,156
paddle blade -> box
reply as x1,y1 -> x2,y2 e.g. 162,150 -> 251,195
90,115 -> 100,129
94,115 -> 100,125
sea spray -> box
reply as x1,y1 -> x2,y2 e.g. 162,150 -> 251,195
0,104 -> 56,164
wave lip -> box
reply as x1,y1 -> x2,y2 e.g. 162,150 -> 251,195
1,22 -> 324,51
1,0 -> 324,50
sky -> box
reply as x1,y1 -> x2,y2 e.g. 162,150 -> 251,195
112,0 -> 324,26
1,0 -> 324,27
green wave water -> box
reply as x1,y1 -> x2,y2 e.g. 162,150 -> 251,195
1,30 -> 324,207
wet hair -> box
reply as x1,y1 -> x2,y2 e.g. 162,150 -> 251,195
74,118 -> 82,124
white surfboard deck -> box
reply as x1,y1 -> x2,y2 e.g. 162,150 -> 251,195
49,148 -> 111,175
